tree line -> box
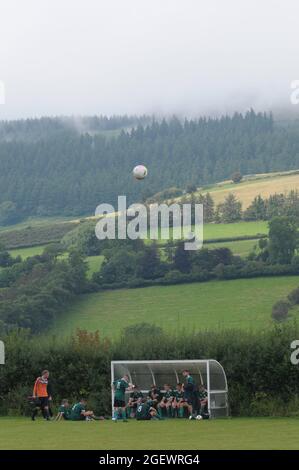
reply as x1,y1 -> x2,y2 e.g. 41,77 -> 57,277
1,110 -> 299,222
162,189 -> 299,224
60,214 -> 299,290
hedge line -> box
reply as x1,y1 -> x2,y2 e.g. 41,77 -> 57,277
1,325 -> 299,417
0,222 -> 78,249
93,262 -> 299,292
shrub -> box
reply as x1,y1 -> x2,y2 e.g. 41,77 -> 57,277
288,287 -> 299,306
123,323 -> 163,339
231,172 -> 243,183
272,300 -> 290,322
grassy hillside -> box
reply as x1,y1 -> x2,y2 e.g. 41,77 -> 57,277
50,277 -> 299,339
195,170 -> 299,209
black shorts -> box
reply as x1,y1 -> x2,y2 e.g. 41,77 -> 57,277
184,395 -> 195,406
114,399 -> 125,408
136,415 -> 151,421
38,397 -> 49,408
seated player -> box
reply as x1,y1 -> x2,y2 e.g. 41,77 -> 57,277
112,374 -> 134,422
127,385 -> 143,418
55,399 -> 71,421
172,383 -> 189,418
136,398 -> 158,421
69,398 -> 98,421
157,384 -> 175,418
147,384 -> 161,407
198,384 -> 209,416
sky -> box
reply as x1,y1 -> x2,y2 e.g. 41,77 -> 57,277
0,0 -> 299,119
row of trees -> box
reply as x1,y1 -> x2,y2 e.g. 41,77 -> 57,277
0,247 -> 89,334
1,111 -> 299,220
90,215 -> 299,288
166,189 -> 299,224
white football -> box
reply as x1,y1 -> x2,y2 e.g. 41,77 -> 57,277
196,415 -> 203,420
133,165 -> 148,180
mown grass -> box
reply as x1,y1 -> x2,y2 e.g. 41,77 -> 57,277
0,417 -> 299,450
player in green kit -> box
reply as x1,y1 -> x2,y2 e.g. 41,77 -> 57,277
127,385 -> 143,418
55,399 -> 71,421
69,398 -> 97,421
136,399 -> 158,421
182,370 -> 197,420
172,383 -> 188,418
157,384 -> 175,418
112,374 -> 134,422
198,384 -> 209,416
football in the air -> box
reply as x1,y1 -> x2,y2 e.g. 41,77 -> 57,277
133,165 -> 148,180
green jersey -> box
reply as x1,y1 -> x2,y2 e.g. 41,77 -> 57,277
163,389 -> 174,400
148,388 -> 161,401
130,390 -> 143,401
198,389 -> 208,400
136,402 -> 151,420
174,390 -> 184,400
70,402 -> 85,421
184,375 -> 195,394
58,404 -> 71,419
113,378 -> 129,401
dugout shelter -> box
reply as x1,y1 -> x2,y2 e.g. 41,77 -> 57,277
111,359 -> 228,418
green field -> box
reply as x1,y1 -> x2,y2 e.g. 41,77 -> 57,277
86,255 -> 105,278
178,169 -> 299,209
51,277 -> 299,338
0,417 -> 299,450
153,220 -> 268,242
9,244 -> 49,259
202,221 -> 268,239
205,239 -> 258,257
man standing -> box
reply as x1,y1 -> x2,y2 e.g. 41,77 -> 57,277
182,369 -> 197,420
112,374 -> 133,422
32,370 -> 51,421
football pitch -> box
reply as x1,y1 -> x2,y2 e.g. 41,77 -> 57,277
1,417 -> 299,450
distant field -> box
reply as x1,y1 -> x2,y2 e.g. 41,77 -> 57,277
1,417 -> 299,450
51,277 -> 299,338
199,171 -> 299,209
9,245 -> 49,259
205,239 -> 257,257
154,220 -> 268,242
86,255 -> 105,278
203,220 -> 267,239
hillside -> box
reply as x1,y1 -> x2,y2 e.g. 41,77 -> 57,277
197,170 -> 299,209
50,277 -> 299,338
2,112 -> 299,222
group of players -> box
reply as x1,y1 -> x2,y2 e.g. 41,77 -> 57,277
30,368 -> 209,422
31,370 -> 102,421
113,370 -> 209,421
